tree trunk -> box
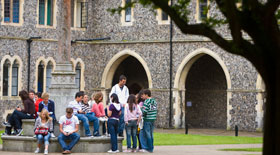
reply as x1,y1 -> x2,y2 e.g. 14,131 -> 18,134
262,64 -> 280,154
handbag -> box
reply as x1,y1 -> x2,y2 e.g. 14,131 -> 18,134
34,127 -> 49,135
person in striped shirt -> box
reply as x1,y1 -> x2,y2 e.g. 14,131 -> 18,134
140,89 -> 157,153
81,95 -> 100,137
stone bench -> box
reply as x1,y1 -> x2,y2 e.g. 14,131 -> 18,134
1,135 -> 123,153
22,119 -> 105,137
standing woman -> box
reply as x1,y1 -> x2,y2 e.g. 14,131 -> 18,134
124,95 -> 142,152
107,93 -> 121,153
136,91 -> 144,150
34,109 -> 53,155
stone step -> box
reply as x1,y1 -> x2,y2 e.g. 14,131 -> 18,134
22,119 -> 105,137
1,135 -> 123,153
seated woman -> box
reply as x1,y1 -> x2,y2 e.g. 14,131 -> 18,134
34,109 -> 53,155
91,92 -> 107,135
38,93 -> 56,138
2,90 -> 35,136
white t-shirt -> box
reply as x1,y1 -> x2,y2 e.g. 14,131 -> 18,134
68,100 -> 82,114
59,115 -> 79,133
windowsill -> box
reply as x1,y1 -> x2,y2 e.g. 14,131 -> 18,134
36,24 -> 56,29
1,22 -> 23,26
71,27 -> 87,31
121,22 -> 133,26
1,96 -> 21,100
158,20 -> 170,25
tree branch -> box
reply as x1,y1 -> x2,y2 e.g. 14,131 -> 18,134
264,0 -> 280,16
215,0 -> 242,45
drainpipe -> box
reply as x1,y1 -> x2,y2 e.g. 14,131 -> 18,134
71,37 -> 111,44
169,0 -> 173,128
27,37 -> 41,91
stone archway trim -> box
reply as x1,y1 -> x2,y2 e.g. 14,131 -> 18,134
256,74 -> 265,131
101,49 -> 153,89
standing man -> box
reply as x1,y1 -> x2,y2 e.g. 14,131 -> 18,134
140,89 -> 157,153
58,107 -> 80,154
109,75 -> 129,137
68,91 -> 91,137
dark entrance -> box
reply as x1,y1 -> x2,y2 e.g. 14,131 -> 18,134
185,55 -> 227,129
112,56 -> 149,95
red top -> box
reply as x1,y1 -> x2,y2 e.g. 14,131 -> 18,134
35,98 -> 43,113
91,102 -> 105,117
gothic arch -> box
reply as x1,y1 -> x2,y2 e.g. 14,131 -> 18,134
173,48 -> 232,128
0,55 -> 23,97
70,58 -> 85,91
101,49 -> 152,89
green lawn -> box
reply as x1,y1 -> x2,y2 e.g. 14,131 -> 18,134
0,130 -> 4,144
123,132 -> 262,146
219,148 -> 262,152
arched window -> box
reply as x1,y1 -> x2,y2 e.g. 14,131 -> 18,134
11,60 -> 19,96
46,61 -> 53,92
75,63 -> 81,90
2,59 -> 11,96
37,61 -> 44,93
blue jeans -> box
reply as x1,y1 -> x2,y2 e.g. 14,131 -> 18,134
108,119 -> 119,151
125,120 -> 137,149
58,133 -> 80,151
36,132 -> 50,145
75,114 -> 91,136
85,112 -> 99,135
142,121 -> 154,152
118,106 -> 125,135
8,110 -> 33,129
139,128 -> 147,150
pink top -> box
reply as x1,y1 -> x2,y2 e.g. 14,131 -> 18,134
124,103 -> 142,123
91,102 -> 105,117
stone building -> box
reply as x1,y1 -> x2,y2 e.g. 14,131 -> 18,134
0,0 -> 265,131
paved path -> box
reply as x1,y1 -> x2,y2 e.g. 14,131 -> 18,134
0,144 -> 262,155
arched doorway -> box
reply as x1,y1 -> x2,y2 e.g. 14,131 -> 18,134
101,49 -> 153,102
185,55 -> 227,129
173,48 -> 231,129
112,56 -> 149,94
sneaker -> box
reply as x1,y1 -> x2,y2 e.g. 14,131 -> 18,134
2,122 -> 11,127
34,148 -> 40,153
15,129 -> 23,136
107,150 -> 119,153
62,150 -> 71,154
123,149 -> 132,152
118,133 -> 124,137
139,149 -> 149,153
50,133 -> 56,138
44,149 -> 48,155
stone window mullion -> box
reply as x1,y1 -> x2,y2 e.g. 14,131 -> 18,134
43,64 -> 47,93
8,61 -> 13,97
